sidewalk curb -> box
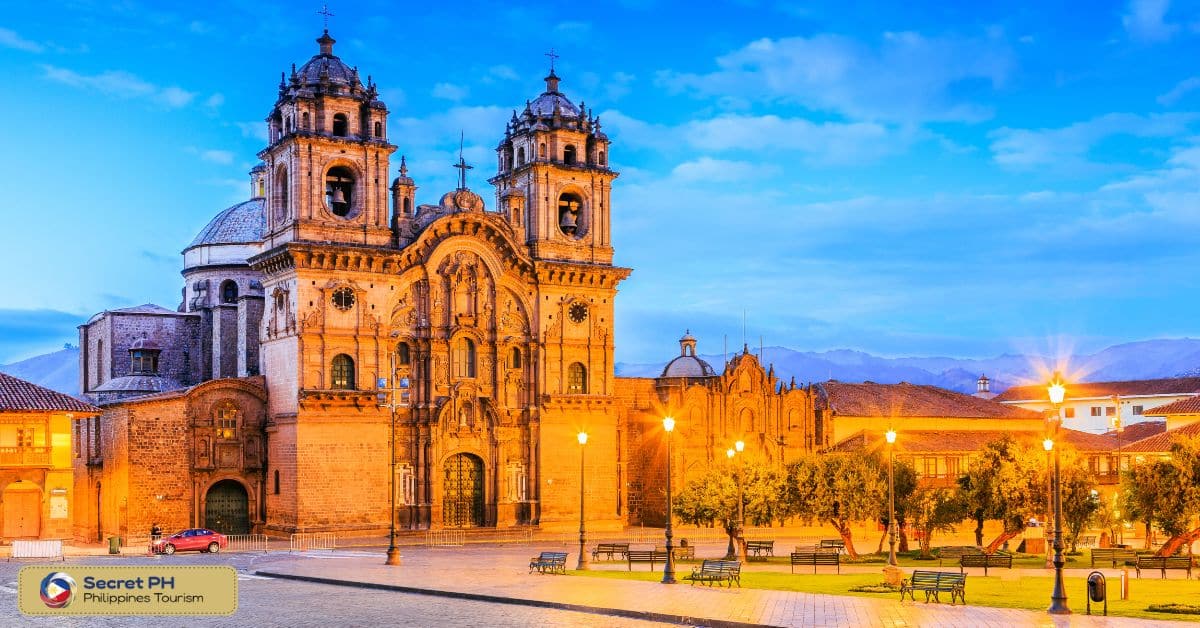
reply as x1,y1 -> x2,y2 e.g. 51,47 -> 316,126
255,570 -> 781,628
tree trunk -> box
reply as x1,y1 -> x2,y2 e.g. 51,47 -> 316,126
985,528 -> 1022,554
974,515 -> 984,546
919,526 -> 933,558
875,529 -> 886,554
899,526 -> 910,552
1155,527 -> 1200,557
832,520 -> 859,559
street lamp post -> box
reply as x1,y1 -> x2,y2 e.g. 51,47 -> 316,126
1047,372 -> 1070,615
724,440 -> 746,561
662,417 -> 677,584
577,431 -> 589,571
1043,437 -> 1054,570
885,429 -> 898,567
376,351 -> 403,567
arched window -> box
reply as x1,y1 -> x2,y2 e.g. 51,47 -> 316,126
517,147 -> 525,165
557,192 -> 583,236
302,112 -> 310,130
396,342 -> 411,366
215,403 -> 238,439
538,143 -> 547,159
285,115 -> 292,132
331,354 -> 355,389
403,197 -> 411,215
598,150 -> 606,166
332,113 -> 349,137
567,363 -> 587,394
325,166 -> 355,217
274,165 -> 289,222
374,121 -> 382,137
509,347 -> 521,369
220,280 -> 238,304
453,338 -> 476,378
563,145 -> 577,165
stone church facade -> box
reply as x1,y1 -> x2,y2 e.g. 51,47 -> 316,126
73,30 -> 834,540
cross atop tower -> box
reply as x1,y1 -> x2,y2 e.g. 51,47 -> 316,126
544,48 -> 559,73
317,4 -> 335,30
454,132 -> 473,190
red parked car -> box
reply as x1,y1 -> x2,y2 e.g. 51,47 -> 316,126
152,528 -> 228,555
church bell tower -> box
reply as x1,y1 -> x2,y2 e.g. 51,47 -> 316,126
490,65 -> 616,265
260,30 -> 396,248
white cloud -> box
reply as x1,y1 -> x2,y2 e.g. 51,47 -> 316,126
204,93 -> 225,109
669,157 -> 776,183
40,64 -> 196,109
553,21 -> 591,37
236,121 -> 269,142
431,82 -> 469,102
988,112 -> 1198,169
200,149 -> 235,165
0,27 -> 44,53
487,65 -> 519,81
1123,0 -> 1179,42
657,32 -> 1012,123
684,114 -> 900,163
1158,76 -> 1200,105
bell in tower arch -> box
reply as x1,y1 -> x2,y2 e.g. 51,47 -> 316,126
558,192 -> 582,236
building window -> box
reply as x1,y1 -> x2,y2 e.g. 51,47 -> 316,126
16,428 -> 33,448
331,354 -> 355,389
509,347 -> 521,369
1090,406 -> 1103,417
563,145 -> 577,165
75,422 -> 82,457
557,192 -> 582,236
131,350 -> 159,375
598,150 -> 606,166
396,342 -> 411,366
301,112 -> 310,130
398,464 -> 415,506
220,280 -> 238,304
273,470 -> 280,495
325,166 -> 355,217
517,147 -> 525,165
332,113 -> 348,137
215,404 -> 238,439
453,338 -> 476,378
1064,407 -> 1076,418
538,143 -> 546,159
374,121 -> 382,137
1105,406 -> 1116,417
1132,405 -> 1143,415
567,362 -> 587,394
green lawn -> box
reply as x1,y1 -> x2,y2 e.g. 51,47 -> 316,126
573,566 -> 1200,622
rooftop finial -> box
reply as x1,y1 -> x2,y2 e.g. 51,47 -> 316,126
453,132 -> 473,190
317,4 -> 335,30
316,5 -> 336,55
399,155 -> 408,177
543,48 -> 561,93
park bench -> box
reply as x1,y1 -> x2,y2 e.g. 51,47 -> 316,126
1135,555 -> 1194,579
959,552 -> 1012,576
528,551 -> 568,574
819,539 -> 845,553
1076,535 -> 1097,548
746,540 -> 775,560
685,559 -> 741,587
900,570 -> 967,605
8,539 -> 64,562
1091,548 -> 1138,568
591,543 -> 629,561
937,546 -> 982,567
790,550 -> 840,574
672,545 -> 695,561
626,549 -> 668,571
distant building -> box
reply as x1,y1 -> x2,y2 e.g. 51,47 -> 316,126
994,377 -> 1200,433
0,372 -> 98,539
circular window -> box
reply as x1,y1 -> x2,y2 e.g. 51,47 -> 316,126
568,302 -> 588,324
332,287 -> 355,311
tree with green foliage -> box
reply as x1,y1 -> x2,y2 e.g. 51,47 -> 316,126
957,436 -> 1045,553
874,458 -> 917,553
1123,436 -> 1200,556
910,485 -> 967,558
1059,458 -> 1101,552
672,461 -> 784,560
785,453 -> 887,559
1122,458 -> 1170,548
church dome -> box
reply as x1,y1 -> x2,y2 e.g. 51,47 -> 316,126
293,31 -> 363,89
186,199 -> 265,250
661,354 -> 716,378
530,92 -> 579,118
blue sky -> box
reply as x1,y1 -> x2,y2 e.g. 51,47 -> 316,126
1,0 -> 1199,364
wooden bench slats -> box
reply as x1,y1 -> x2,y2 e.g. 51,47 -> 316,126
685,559 -> 741,588
1135,555 -> 1194,579
1091,548 -> 1138,568
937,546 -> 982,566
529,551 -> 568,575
591,543 -> 629,561
790,551 -> 840,574
959,552 -> 1012,576
900,570 -> 967,605
746,540 -> 774,561
626,550 -> 668,571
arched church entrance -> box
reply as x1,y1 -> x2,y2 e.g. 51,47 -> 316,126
2,482 -> 41,538
443,453 -> 484,528
204,480 -> 250,534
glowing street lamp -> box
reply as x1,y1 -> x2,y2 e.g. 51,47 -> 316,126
724,441 -> 746,561
1043,438 -> 1054,570
1046,373 -> 1070,615
885,429 -> 898,567
577,431 -> 589,571
662,416 -> 677,584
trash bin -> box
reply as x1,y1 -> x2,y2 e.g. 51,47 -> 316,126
108,536 -> 121,554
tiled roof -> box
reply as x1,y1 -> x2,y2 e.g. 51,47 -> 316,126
0,372 -> 99,414
994,377 -> 1200,402
1121,421 -> 1200,453
1106,420 -> 1167,442
830,427 -> 1122,455
186,198 -> 265,249
1144,396 -> 1200,415
817,381 -> 1040,419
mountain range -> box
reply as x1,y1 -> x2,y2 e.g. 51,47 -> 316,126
5,339 -> 1200,397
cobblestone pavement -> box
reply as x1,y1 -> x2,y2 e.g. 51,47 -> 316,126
0,553 -> 670,627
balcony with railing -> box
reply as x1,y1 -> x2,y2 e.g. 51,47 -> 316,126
0,446 -> 52,467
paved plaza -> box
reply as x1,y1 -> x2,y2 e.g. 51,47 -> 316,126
0,542 -> 1195,627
